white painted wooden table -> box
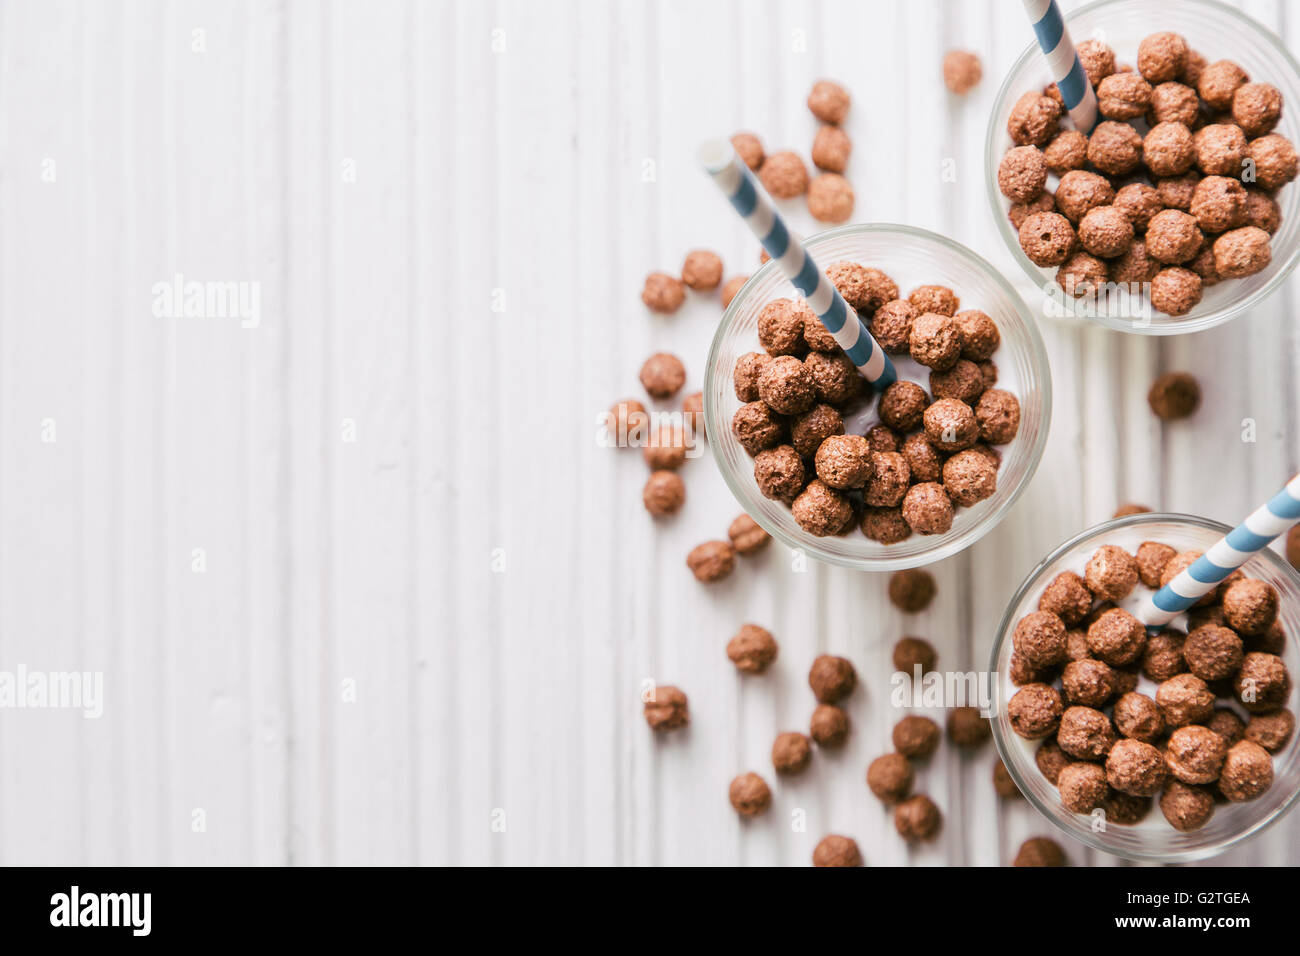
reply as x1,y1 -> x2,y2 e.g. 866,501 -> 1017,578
0,0 -> 1296,866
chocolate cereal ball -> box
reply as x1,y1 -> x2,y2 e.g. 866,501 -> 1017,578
1247,133 -> 1299,190
641,272 -> 686,313
1148,373 -> 1201,421
758,298 -> 810,356
1079,205 -> 1134,258
1198,59 -> 1249,110
1009,683 -> 1063,739
1106,738 -> 1167,797
900,433 -> 941,485
1039,571 -> 1092,626
728,513 -> 770,554
947,706 -> 990,748
1207,707 -> 1247,746
1156,171 -> 1201,211
1063,659 -> 1115,708
758,355 -> 816,415
1136,540 -> 1177,589
1056,251 -> 1108,298
867,752 -> 914,802
792,479 -> 852,537
877,383 -> 926,434
1087,607 -> 1146,666
812,834 -> 862,867
872,299 -> 918,353
734,351 -> 772,402
790,404 -> 844,458
1111,241 -> 1161,285
1245,709 -> 1294,751
930,360 -> 985,404
1211,225 -> 1271,279
1160,780 -> 1216,831
1182,49 -> 1208,87
681,249 -> 723,291
994,759 -> 1020,799
999,146 -> 1049,203
754,444 -> 805,501
610,398 -> 648,443
808,172 -> 855,223
954,310 -> 999,361
643,425 -> 688,471
1011,653 -> 1049,686
894,794 -> 942,841
1086,545 -> 1139,603
729,772 -> 772,817
893,715 -> 941,758
1137,31 -> 1188,84
1055,170 -> 1116,223
924,398 -> 979,452
1146,209 -> 1203,264
721,274 -> 748,308
1222,578 -> 1279,636
1234,651 -> 1291,713
1104,790 -> 1153,825
942,448 -> 997,507
1184,625 -> 1245,681
810,704 -> 850,747
1007,90 -> 1061,147
1115,691 -> 1165,743
1019,211 -> 1077,266
731,401 -> 785,455
1157,673 -> 1216,727
731,132 -> 764,170
1009,191 -> 1058,231
1087,121 -> 1143,176
943,49 -> 983,94
1245,189 -> 1282,234
974,389 -> 1020,445
909,312 -> 963,370
643,470 -> 685,516
1077,37 -> 1117,86
1097,72 -> 1153,120
1044,129 -> 1089,175
1035,740 -> 1071,784
1193,123 -> 1247,176
727,623 -> 779,674
1143,121 -> 1195,177
686,540 -> 736,583
865,423 -> 899,453
1059,762 -> 1110,812
889,568 -> 936,612
1114,183 -> 1164,232
1189,243 -> 1222,288
1219,739 -> 1274,801
862,507 -> 911,544
640,352 -> 686,398
759,150 -> 809,199
809,654 -> 856,703
1149,81 -> 1200,126
902,482 -> 954,535
1141,629 -> 1186,683
1014,836 -> 1067,867
1232,82 -> 1282,137
865,452 -> 911,507
814,434 -> 873,490
1058,705 -> 1118,760
804,350 -> 859,405
1166,725 -> 1228,785
908,284 -> 960,316
812,124 -> 852,173
644,684 -> 689,730
1150,267 -> 1203,317
772,731 -> 813,775
1190,175 -> 1248,233
807,79 -> 850,125
894,636 -> 938,675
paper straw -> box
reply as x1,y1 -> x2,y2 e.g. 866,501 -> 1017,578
699,140 -> 897,391
1022,0 -> 1098,133
1140,473 -> 1300,628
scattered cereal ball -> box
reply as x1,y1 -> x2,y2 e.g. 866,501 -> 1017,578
1007,91 -> 1061,147
727,623 -> 778,674
1156,171 -> 1201,211
865,424 -> 900,453
728,513 -> 770,555
1157,673 -> 1216,727
1039,571 -> 1092,626
731,132 -> 765,170
1245,709 -> 1294,752
804,351 -> 859,405
1246,133 -> 1299,190
903,482 -> 954,535
731,401 -> 785,455
1055,170 -> 1115,223
1110,241 -> 1161,285
893,715 -> 941,758
759,150 -> 809,199
946,706 -> 990,749
1079,205 -> 1134,257
867,752 -> 914,803
1207,707 -> 1247,745
930,359 -> 985,404
807,79 -> 850,125
865,451 -> 912,507
893,636 -> 938,675
1097,72 -> 1153,122
1014,836 -> 1067,867
1165,725 -> 1228,785
644,684 -> 689,730
808,172 -> 855,223
1146,209 -> 1203,264
1009,191 -> 1058,230
894,794 -> 942,841
811,124 -> 852,174
754,445 -> 805,501
1062,659 -> 1114,708
1184,625 -> 1245,681
1114,183 -> 1163,232
1245,189 -> 1282,234
686,540 -> 736,583
974,389 -> 1020,445
954,310 -> 999,361
1087,120 -> 1143,176
1035,740 -> 1071,785
1234,651 -> 1291,713
1019,211 -> 1077,266
1141,628 -> 1185,683
643,424 -> 688,471
878,380 -> 929,432
1148,81 -> 1200,126
998,146 -> 1049,203
908,284 -> 961,317
812,834 -> 862,867
993,759 -> 1020,799
794,478 -> 853,537
809,654 -> 856,703
942,448 -> 997,506
640,354 -> 687,400
1137,31 -> 1188,84
758,298 -> 809,356
1058,705 -> 1117,760
871,299 -> 918,353
862,506 -> 912,544
1114,691 -> 1165,742
943,49 -> 982,94
1199,59 -> 1250,111
1056,251 -> 1108,298
1059,761 -> 1109,812
758,355 -> 816,415
1231,82 -> 1283,138
1193,123 -> 1247,176
729,772 -> 772,816
1160,780 -> 1215,831
772,731 -> 813,774
733,352 -> 771,402
1190,175 -> 1248,233
1219,739 -> 1274,801
815,434 -> 874,490
1150,267 -> 1203,317
1182,49 -> 1208,87
1087,607 -> 1146,666
641,272 -> 686,313
721,274 -> 748,309
1105,738 -> 1167,797
1213,225 -> 1272,278
609,398 -> 649,444
1044,130 -> 1088,175
790,404 -> 844,458
924,398 -> 979,452
643,470 -> 685,516
681,250 -> 723,292
811,704 -> 850,747
1143,121 -> 1195,177
1147,371 -> 1201,420
889,568 -> 936,612
1077,37 -> 1117,86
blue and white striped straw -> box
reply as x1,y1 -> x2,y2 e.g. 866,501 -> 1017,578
1023,0 -> 1098,133
699,140 -> 896,391
1141,473 -> 1300,628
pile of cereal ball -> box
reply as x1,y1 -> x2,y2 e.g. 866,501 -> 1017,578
729,262 -> 1021,543
1006,538 -> 1294,832
998,32 -> 1295,317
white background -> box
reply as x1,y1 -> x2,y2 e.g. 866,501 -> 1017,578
0,0 -> 1296,866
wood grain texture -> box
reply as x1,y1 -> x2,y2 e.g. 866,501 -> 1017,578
0,0 -> 1295,866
